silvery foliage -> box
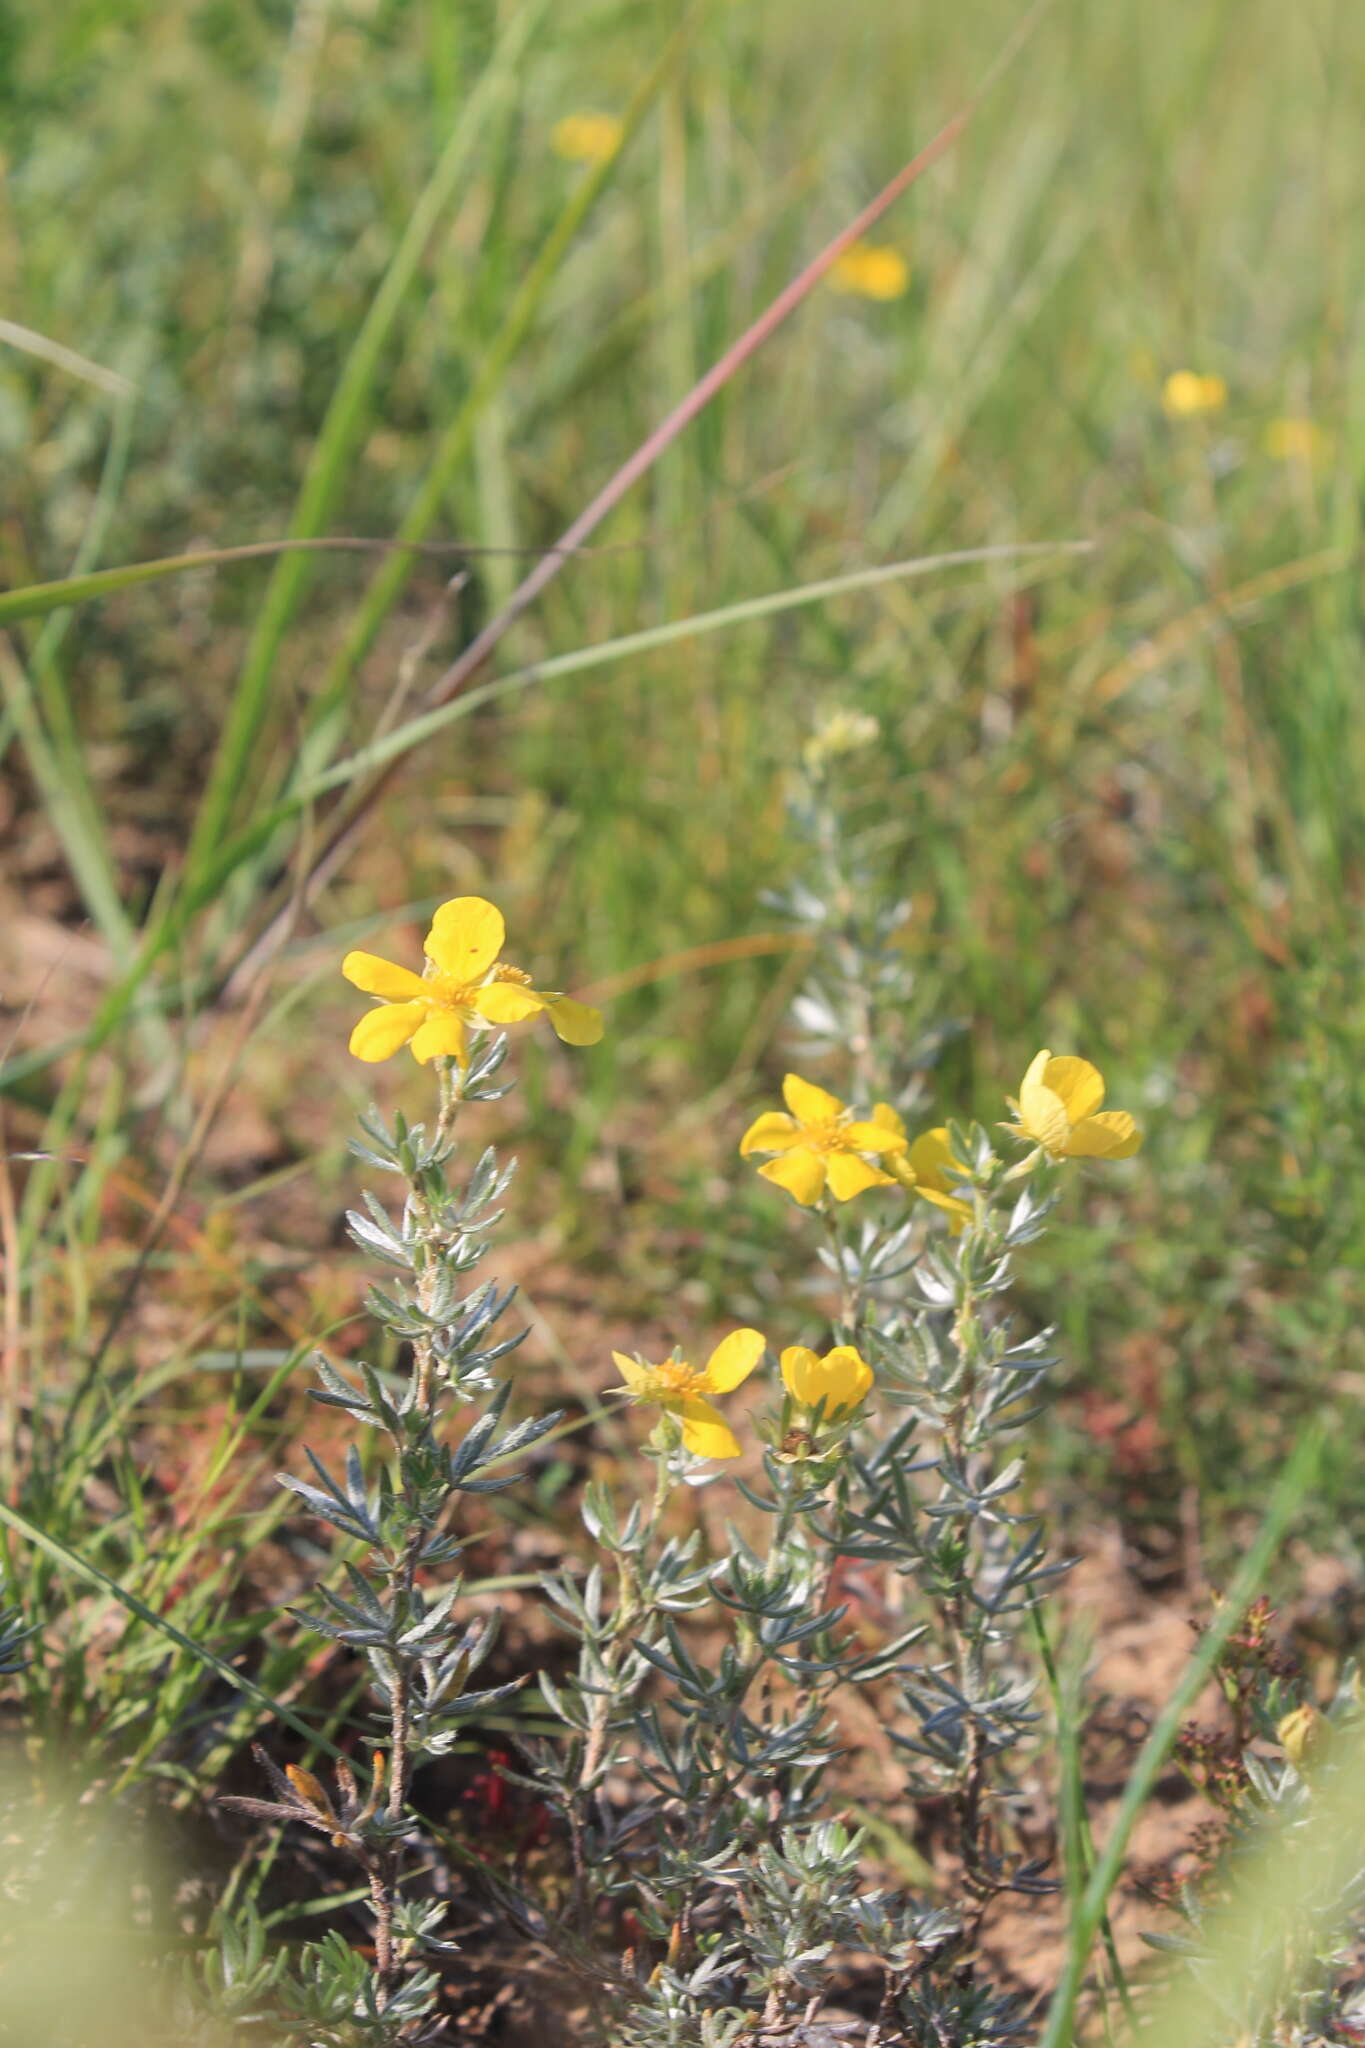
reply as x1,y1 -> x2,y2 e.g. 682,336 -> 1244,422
0,1595 -> 38,1676
783,773 -> 1065,1907
523,1475 -> 890,2043
840,1138 -> 1063,1895
204,768 -> 1076,2041
517,1145 -> 1052,2044
764,765 -> 958,1102
511,795 -> 1056,2042
216,1031 -> 561,2042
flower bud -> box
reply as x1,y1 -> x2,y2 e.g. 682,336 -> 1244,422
1277,1703 -> 1330,1770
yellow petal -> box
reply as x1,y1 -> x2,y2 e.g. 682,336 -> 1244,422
917,1191 -> 971,1236
825,1151 -> 895,1201
611,1350 -> 649,1390
781,1344 -> 873,1414
348,1000 -> 426,1062
907,1126 -> 958,1192
424,896 -> 505,979
916,1185 -> 973,1232
341,951 -> 427,1001
677,1397 -> 741,1460
1018,1048 -> 1051,1102
409,1012 -> 468,1065
739,1110 -> 800,1157
1024,1091 -> 1071,1153
1063,1111 -> 1142,1159
1018,1052 -> 1071,1153
1042,1056 -> 1105,1122
844,1119 -> 907,1156
781,1073 -> 844,1125
547,995 -> 604,1046
757,1147 -> 827,1206
779,1345 -> 823,1405
701,1327 -> 766,1393
474,982 -> 547,1024
821,1345 -> 874,1413
871,1102 -> 907,1142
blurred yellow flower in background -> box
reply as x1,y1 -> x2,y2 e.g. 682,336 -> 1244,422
1264,416 -> 1326,463
780,1343 -> 873,1417
1277,1702 -> 1331,1769
611,1329 -> 766,1459
741,1073 -> 907,1205
872,1107 -> 974,1231
802,707 -> 880,774
343,895 -> 603,1065
552,112 -> 623,164
1162,370 -> 1227,418
829,240 -> 909,301
1005,1051 -> 1141,1161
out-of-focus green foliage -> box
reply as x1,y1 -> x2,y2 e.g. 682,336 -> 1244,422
3,0 -> 1363,1537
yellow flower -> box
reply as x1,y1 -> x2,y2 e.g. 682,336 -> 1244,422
802,707 -> 880,774
740,1074 -> 907,1205
1277,1703 -> 1330,1770
343,895 -> 603,1067
611,1329 -> 766,1459
1004,1050 -> 1141,1161
1162,370 -> 1227,419
871,1107 -> 974,1232
829,240 -> 909,301
780,1343 -> 874,1418
1264,416 -> 1326,464
551,112 -> 623,165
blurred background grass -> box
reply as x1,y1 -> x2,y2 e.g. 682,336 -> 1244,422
2,0 -> 1364,1624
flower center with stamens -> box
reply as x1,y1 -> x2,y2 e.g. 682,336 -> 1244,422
494,964 -> 533,986
646,1360 -> 701,1399
803,1115 -> 853,1154
422,968 -> 483,1015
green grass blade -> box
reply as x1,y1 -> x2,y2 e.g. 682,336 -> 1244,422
183,0 -> 551,878
28,371 -> 142,672
1136,1720 -> 1365,2047
299,11 -> 697,742
0,315 -> 135,397
1037,1424 -> 1324,2048
1,380 -> 144,968
290,542 -> 1091,800
0,639 -> 134,964
0,539 -> 1089,1100
0,539 -> 465,629
1031,1599 -> 1132,2029
0,1497 -> 346,1764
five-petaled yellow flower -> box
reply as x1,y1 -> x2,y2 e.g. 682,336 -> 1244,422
1161,370 -> 1227,419
343,896 -> 603,1067
552,112 -> 623,164
780,1343 -> 874,1418
830,240 -> 910,301
870,1107 -> 974,1232
1004,1051 -> 1141,1161
740,1074 -> 907,1205
611,1329 -> 766,1460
